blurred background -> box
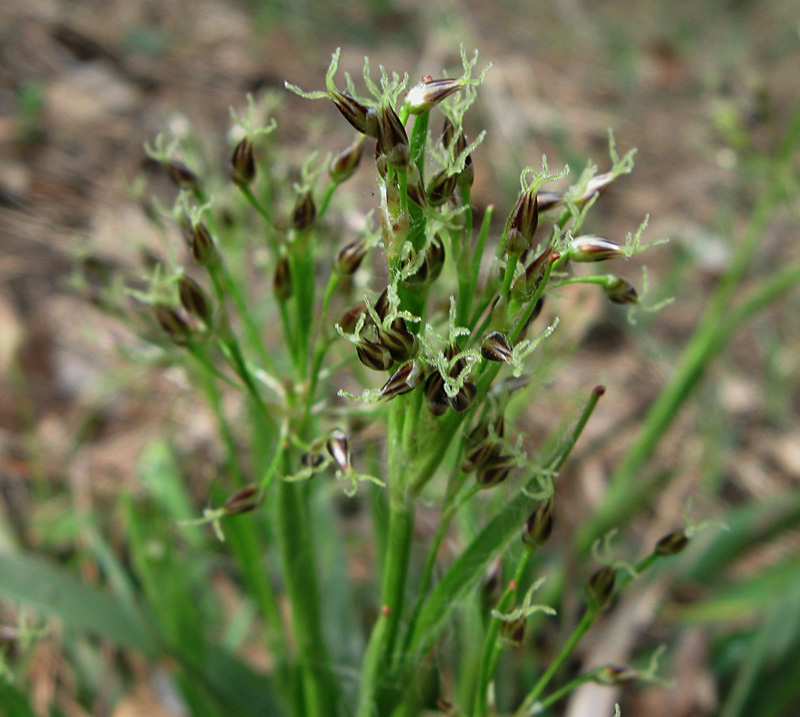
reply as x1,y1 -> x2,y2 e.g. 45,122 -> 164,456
1,0 -> 799,715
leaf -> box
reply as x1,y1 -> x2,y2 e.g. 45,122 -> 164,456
407,489 -> 535,655
0,552 -> 157,656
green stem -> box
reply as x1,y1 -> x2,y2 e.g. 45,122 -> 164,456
274,473 -> 336,717
357,398 -> 417,715
535,671 -> 597,713
357,502 -> 415,716
474,554 -> 531,716
513,607 -> 598,716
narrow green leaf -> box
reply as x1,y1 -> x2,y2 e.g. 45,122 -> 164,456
0,552 -> 157,656
407,490 -> 535,654
0,680 -> 36,717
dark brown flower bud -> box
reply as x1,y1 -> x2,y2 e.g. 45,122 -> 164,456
427,170 -> 458,206
291,190 -> 316,230
426,233 -> 446,283
655,529 -> 690,557
522,497 -> 554,550
592,665 -> 639,686
511,245 -> 554,302
536,191 -> 563,212
154,305 -> 194,345
178,275 -> 212,328
330,135 -> 366,183
375,143 -> 388,180
380,360 -> 423,399
374,288 -> 391,322
500,615 -> 526,645
463,415 -> 505,472
222,485 -> 262,515
377,105 -> 410,167
457,153 -> 474,190
476,453 -> 512,487
449,381 -> 477,413
504,190 -> 539,256
338,303 -> 367,334
481,332 -> 513,363
577,172 -> 614,204
336,239 -> 368,275
406,162 -> 427,208
326,429 -> 351,472
185,222 -> 218,267
273,255 -> 292,300
300,452 -> 326,470
379,317 -> 418,363
230,138 -> 256,187
405,78 -> 463,114
586,566 -> 617,609
330,90 -> 379,138
424,370 -> 449,416
440,117 -> 457,149
356,339 -> 393,371
165,159 -> 199,190
568,235 -> 623,262
603,276 -> 638,304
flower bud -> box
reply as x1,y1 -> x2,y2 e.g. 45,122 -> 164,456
500,615 -> 527,645
377,105 -> 410,167
405,162 -> 427,208
165,159 -> 199,190
222,485 -> 262,515
511,245 -> 554,302
449,381 -> 477,413
380,360 -> 424,399
326,429 -> 351,472
300,452 -> 326,470
424,370 -> 449,416
336,239 -> 368,275
536,191 -> 563,212
404,77 -> 463,114
522,497 -> 554,550
457,153 -> 475,190
655,529 -> 690,557
154,305 -> 195,345
427,169 -> 458,206
184,221 -> 218,267
356,339 -> 393,371
375,143 -> 388,180
586,566 -> 617,609
273,255 -> 292,300
374,288 -> 391,322
481,332 -> 513,363
463,415 -> 505,472
291,190 -> 316,230
577,172 -> 614,204
426,234 -> 446,283
178,275 -> 212,329
476,453 -> 512,487
603,276 -> 638,304
592,665 -> 639,686
568,235 -> 623,262
330,135 -> 366,183
330,90 -> 379,138
230,138 -> 256,187
379,317 -> 418,362
338,303 -> 367,335
504,190 -> 539,256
